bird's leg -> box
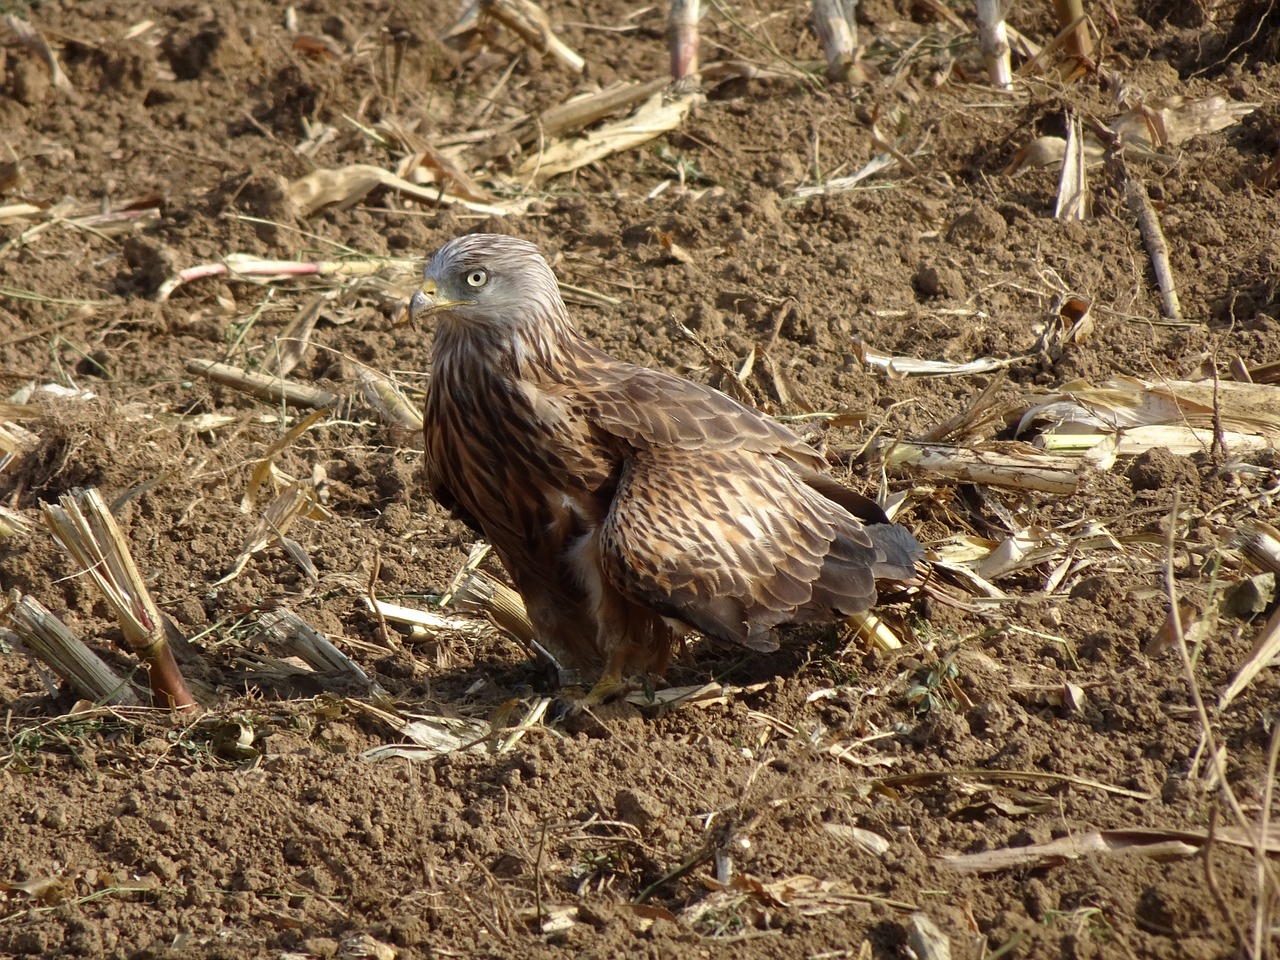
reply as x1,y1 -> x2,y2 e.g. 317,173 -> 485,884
578,643 -> 632,707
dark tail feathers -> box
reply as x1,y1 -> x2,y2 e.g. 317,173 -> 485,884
866,522 -> 924,580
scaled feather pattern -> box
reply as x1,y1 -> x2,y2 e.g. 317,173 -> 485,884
411,234 -> 923,686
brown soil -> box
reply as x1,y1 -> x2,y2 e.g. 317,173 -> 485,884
1,0 -> 1278,958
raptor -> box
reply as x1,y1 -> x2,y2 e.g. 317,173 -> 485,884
409,233 -> 923,702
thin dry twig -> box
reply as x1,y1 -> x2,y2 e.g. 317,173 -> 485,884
1203,805 -> 1253,957
1116,159 -> 1181,321
1162,489 -> 1280,903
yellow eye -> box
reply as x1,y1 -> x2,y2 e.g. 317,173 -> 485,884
466,269 -> 488,287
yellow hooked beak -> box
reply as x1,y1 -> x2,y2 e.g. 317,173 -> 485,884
398,278 -> 467,327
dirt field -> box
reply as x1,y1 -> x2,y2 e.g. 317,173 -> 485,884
2,0 -> 1279,957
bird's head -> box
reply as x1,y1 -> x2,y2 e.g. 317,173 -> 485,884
406,234 -> 566,336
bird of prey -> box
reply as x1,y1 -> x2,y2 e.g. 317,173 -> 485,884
409,233 -> 922,702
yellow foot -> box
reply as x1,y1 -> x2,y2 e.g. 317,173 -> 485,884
580,670 -> 628,709
549,668 -> 631,720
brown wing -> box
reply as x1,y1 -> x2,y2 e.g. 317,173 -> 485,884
579,357 -> 903,530
580,358 -> 827,468
597,447 -> 882,652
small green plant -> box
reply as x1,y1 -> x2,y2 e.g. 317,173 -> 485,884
906,651 -> 960,714
570,844 -> 629,895
655,145 -> 713,186
691,901 -> 750,937
1043,906 -> 1113,941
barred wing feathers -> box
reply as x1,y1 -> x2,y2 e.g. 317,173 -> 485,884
579,362 -> 919,650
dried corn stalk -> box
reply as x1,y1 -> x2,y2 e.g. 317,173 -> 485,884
1018,377 -> 1280,458
257,608 -> 386,697
1050,0 -> 1092,67
811,0 -> 856,82
451,568 -> 536,647
3,593 -> 142,706
974,0 -> 1012,89
186,358 -> 341,410
0,419 -> 39,476
355,366 -> 424,444
364,596 -> 488,641
669,0 -> 700,83
876,440 -> 1083,494
40,489 -> 194,709
515,78 -> 670,145
1237,521 -> 1280,578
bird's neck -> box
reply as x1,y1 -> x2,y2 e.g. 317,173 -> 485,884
432,312 -> 591,385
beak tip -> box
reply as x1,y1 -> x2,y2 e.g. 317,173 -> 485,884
399,289 -> 428,328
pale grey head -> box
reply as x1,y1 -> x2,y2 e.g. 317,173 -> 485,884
407,234 -> 567,336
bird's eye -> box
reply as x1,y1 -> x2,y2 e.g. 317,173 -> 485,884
466,269 -> 488,288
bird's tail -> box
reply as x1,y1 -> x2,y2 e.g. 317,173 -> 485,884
866,522 -> 924,580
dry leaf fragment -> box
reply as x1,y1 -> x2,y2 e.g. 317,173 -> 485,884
1036,294 -> 1094,362
340,932 -> 398,960
243,408 -> 330,511
5,14 -> 72,92
1008,97 -> 1256,174
909,912 -> 952,960
1112,95 -> 1259,150
217,481 -> 326,585
271,294 -> 326,376
478,0 -> 584,72
821,823 -> 892,857
1218,603 -> 1280,711
518,93 -> 700,183
0,875 -> 70,904
1054,114 -> 1088,219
